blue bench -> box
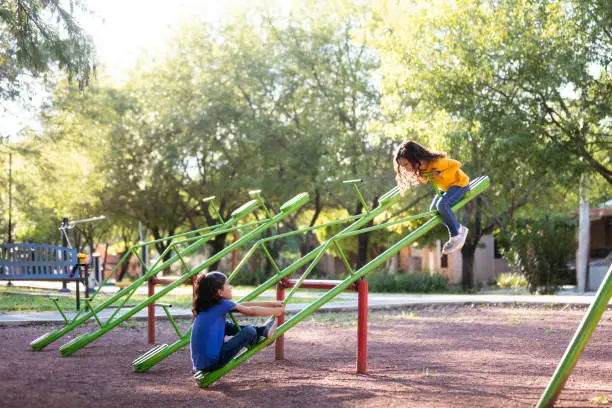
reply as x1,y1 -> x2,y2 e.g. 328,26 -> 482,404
0,243 -> 87,309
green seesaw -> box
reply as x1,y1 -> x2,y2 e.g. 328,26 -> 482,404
194,176 -> 489,387
133,176 -> 489,382
132,179 -> 404,371
30,192 -> 309,355
536,262 -> 612,407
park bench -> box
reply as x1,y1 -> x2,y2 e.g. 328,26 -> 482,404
0,243 -> 89,309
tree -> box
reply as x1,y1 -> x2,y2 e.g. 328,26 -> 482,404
366,0 -> 611,287
0,0 -> 95,100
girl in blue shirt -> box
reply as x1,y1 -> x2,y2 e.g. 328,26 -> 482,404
190,271 -> 284,372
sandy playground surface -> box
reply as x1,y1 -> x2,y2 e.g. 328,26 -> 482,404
1,305 -> 611,408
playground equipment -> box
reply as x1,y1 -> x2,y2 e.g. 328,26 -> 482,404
537,262 -> 612,408
132,184 -> 373,372
131,177 -> 489,385
30,192 -> 309,355
191,176 -> 488,387
274,277 -> 369,372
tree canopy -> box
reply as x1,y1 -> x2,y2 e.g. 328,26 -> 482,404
3,0 -> 610,286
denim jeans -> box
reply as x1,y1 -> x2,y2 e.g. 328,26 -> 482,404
429,185 -> 470,237
204,322 -> 265,371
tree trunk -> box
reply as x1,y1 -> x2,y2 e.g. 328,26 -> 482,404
209,232 -> 227,271
461,242 -> 476,290
357,231 -> 370,269
461,198 -> 482,290
354,201 -> 370,269
152,227 -> 174,275
116,251 -> 129,282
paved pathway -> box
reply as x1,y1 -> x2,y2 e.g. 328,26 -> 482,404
1,281 -> 608,326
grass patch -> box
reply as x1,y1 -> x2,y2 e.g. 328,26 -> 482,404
495,272 -> 528,289
589,395 -> 609,405
421,367 -> 436,377
0,285 -> 318,312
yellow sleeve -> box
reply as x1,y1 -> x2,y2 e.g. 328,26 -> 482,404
433,158 -> 462,172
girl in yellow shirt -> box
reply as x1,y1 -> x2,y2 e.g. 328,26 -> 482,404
394,140 -> 470,254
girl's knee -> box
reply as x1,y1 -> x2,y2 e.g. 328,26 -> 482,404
243,325 -> 257,338
436,200 -> 450,210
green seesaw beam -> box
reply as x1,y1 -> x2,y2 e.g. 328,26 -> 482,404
195,176 -> 489,387
132,180 -> 400,371
132,214 -> 369,372
537,263 -> 612,408
55,193 -> 309,357
30,197 -> 262,351
133,180 -> 394,372
30,195 -> 286,352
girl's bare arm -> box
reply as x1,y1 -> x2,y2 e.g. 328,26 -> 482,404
240,301 -> 284,307
234,303 -> 284,317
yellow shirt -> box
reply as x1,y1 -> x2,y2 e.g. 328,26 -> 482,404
423,158 -> 469,192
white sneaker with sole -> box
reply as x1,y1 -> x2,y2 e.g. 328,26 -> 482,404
261,317 -> 277,339
442,225 -> 469,254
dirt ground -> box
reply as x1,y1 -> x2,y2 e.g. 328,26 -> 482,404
1,305 -> 611,408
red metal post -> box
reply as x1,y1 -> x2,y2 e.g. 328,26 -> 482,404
148,278 -> 155,344
357,278 -> 368,374
275,281 -> 285,360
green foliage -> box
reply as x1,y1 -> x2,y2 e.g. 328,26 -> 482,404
0,0 -> 95,99
500,214 -> 576,293
365,0 -> 611,286
366,271 -> 449,293
4,0 -> 610,283
495,272 -> 528,289
229,267 -> 273,287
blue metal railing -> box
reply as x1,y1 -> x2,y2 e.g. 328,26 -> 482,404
0,244 -> 78,280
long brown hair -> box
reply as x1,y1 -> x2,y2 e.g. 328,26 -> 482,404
192,272 -> 227,317
394,140 -> 446,191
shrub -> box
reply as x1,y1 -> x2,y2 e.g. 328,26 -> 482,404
500,214 -> 576,294
495,272 -> 528,289
229,267 -> 271,286
366,271 -> 449,293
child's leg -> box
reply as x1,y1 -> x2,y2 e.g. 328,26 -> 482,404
225,321 -> 265,338
434,186 -> 469,237
224,321 -> 240,336
429,194 -> 442,213
217,325 -> 259,367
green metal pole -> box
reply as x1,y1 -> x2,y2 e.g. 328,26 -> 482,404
31,199 -> 261,351
133,187 -> 403,372
197,177 -> 489,387
58,193 -> 308,356
536,263 -> 612,408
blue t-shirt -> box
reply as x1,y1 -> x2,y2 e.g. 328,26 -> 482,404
190,299 -> 236,371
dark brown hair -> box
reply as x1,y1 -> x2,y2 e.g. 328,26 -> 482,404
394,140 -> 446,191
192,271 -> 227,317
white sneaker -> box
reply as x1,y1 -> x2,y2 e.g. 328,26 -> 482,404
442,225 -> 469,254
261,317 -> 277,339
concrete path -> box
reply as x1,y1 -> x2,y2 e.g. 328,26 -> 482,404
1,281 -> 609,326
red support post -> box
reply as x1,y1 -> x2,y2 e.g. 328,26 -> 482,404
357,277 -> 368,374
148,278 -> 155,344
275,278 -> 367,372
275,281 -> 286,360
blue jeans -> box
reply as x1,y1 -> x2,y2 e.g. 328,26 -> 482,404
429,185 -> 470,237
204,322 -> 264,371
